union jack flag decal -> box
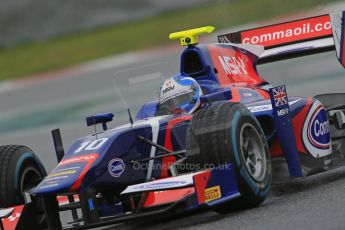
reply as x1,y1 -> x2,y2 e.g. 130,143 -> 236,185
272,86 -> 288,107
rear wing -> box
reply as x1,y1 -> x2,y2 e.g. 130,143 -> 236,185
218,11 -> 345,67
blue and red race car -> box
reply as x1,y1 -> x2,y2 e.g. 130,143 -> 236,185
1,11 -> 345,230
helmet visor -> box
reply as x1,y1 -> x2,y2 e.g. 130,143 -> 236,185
160,91 -> 195,111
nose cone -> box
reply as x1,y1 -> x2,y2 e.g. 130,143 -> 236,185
34,153 -> 99,195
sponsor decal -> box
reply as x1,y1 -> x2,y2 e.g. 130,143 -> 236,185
108,158 -> 125,177
45,176 -> 69,182
36,153 -> 99,193
248,99 -> 301,113
240,15 -> 332,47
307,105 -> 330,149
243,92 -> 253,97
133,181 -> 188,190
249,104 -> 271,112
324,157 -> 332,166
218,56 -> 248,75
1,206 -> 24,230
88,198 -> 95,211
163,85 -> 175,94
47,170 -> 76,178
302,101 -> 332,158
60,154 -> 98,165
277,108 -> 289,117
36,184 -> 59,189
204,185 -> 222,203
272,86 -> 288,107
8,212 -> 20,222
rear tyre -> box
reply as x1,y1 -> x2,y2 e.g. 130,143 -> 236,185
0,145 -> 46,207
186,103 -> 271,213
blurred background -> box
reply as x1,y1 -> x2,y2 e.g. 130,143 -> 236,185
1,1 -> 345,229
0,0 -> 341,79
0,0 -> 214,47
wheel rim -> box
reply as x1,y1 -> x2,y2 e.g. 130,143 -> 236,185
20,166 -> 42,191
20,166 -> 46,226
240,123 -> 267,182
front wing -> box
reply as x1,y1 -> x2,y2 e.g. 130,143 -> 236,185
0,164 -> 240,230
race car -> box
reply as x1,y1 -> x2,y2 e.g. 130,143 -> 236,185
1,11 -> 345,230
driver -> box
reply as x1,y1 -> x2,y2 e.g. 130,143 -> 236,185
158,75 -> 203,115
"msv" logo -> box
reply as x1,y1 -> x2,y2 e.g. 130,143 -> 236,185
218,56 -> 248,75
163,85 -> 175,94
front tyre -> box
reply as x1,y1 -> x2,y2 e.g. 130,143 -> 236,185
186,103 -> 271,213
0,145 -> 46,208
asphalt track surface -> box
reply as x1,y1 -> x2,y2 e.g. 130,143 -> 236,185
1,34 -> 345,230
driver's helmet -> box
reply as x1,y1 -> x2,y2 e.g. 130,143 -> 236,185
159,75 -> 202,114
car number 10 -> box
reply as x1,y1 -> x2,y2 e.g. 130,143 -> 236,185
74,138 -> 108,153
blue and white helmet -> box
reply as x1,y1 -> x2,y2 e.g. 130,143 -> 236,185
159,75 -> 202,114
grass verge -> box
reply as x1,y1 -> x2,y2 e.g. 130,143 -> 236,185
0,0 -> 338,80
